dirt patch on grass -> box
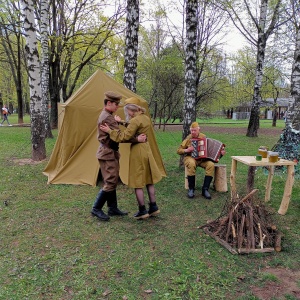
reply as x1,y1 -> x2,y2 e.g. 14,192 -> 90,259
12,158 -> 46,165
250,267 -> 300,299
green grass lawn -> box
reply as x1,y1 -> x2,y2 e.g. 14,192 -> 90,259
0,118 -> 299,299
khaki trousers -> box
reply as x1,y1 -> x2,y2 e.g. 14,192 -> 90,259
99,158 -> 120,192
184,156 -> 214,177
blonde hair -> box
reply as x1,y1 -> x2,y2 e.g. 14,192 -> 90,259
124,104 -> 146,122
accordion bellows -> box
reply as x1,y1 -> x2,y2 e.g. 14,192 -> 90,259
191,138 -> 225,162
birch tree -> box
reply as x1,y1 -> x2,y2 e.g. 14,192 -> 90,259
40,0 -> 53,138
183,0 -> 198,139
287,12 -> 300,129
272,1 -> 300,174
219,0 -> 287,137
123,0 -> 139,92
21,0 -> 46,160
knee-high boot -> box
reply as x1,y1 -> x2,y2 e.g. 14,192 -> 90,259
202,176 -> 213,199
107,190 -> 128,216
91,189 -> 110,221
187,175 -> 195,198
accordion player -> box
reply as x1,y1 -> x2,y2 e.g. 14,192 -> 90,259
190,137 -> 225,163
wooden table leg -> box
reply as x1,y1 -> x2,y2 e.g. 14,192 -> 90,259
265,166 -> 274,202
247,166 -> 256,193
230,159 -> 237,199
278,165 -> 295,215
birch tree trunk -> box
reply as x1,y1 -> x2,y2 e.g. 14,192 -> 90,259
49,0 -> 61,129
40,0 -> 53,138
21,0 -> 46,160
246,0 -> 271,137
272,5 -> 300,170
289,24 -> 300,130
183,0 -> 198,139
219,0 -> 284,137
123,0 -> 139,92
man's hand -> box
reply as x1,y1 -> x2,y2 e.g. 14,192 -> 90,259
185,146 -> 194,153
137,134 -> 147,143
99,123 -> 110,133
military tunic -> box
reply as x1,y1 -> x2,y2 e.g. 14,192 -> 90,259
96,109 -> 122,192
108,112 -> 162,188
177,133 -> 215,177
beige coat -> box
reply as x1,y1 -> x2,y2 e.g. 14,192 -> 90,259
109,112 -> 163,188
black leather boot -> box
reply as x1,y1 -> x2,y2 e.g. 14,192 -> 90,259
148,202 -> 160,216
187,175 -> 195,198
91,189 -> 110,221
134,205 -> 149,220
107,190 -> 128,216
202,176 -> 213,199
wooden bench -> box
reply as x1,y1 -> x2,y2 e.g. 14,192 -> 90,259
185,164 -> 228,192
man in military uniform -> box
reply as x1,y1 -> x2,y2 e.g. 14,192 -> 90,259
177,122 -> 224,199
91,91 -> 146,221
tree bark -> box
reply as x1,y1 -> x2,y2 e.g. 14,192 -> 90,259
246,0 -> 269,137
40,0 -> 53,138
21,0 -> 46,161
183,0 -> 198,139
123,0 -> 139,92
289,23 -> 300,130
272,9 -> 300,168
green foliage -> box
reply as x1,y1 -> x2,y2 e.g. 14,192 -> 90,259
137,27 -> 185,122
0,119 -> 299,299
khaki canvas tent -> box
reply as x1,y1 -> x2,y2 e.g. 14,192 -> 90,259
43,70 -> 166,187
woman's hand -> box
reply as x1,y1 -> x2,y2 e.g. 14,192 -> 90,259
137,134 -> 147,143
114,115 -> 122,122
100,123 -> 110,133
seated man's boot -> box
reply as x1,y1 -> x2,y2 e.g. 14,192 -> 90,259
91,189 -> 110,221
202,176 -> 213,199
187,175 -> 195,198
107,190 -> 128,216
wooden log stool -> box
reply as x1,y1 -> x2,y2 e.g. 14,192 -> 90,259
185,164 -> 228,192
213,164 -> 228,192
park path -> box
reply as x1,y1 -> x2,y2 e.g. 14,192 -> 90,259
155,124 -> 284,136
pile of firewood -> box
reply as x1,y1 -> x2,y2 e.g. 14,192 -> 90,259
201,189 -> 283,254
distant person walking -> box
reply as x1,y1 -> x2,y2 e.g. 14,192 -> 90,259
1,105 -> 12,126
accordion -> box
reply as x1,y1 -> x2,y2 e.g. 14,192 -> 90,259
190,138 -> 225,162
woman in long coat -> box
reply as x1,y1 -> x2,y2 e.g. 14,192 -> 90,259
100,97 -> 162,220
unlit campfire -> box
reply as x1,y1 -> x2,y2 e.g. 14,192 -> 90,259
200,189 -> 283,254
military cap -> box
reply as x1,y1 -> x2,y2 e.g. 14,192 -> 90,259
190,122 -> 200,128
124,97 -> 141,106
104,91 -> 122,103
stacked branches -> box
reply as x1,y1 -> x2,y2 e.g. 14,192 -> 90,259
202,190 -> 283,254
